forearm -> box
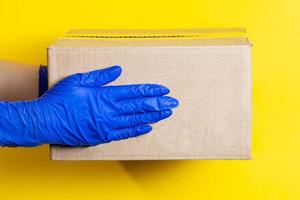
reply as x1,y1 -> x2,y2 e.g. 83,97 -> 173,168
0,60 -> 48,146
0,60 -> 39,101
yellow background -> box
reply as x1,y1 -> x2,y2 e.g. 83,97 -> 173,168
0,0 -> 299,199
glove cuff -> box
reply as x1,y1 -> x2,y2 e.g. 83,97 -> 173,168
0,101 -> 45,147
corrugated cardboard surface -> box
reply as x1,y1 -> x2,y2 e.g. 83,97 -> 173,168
48,29 -> 252,160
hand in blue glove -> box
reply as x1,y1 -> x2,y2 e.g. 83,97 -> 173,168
0,66 -> 179,147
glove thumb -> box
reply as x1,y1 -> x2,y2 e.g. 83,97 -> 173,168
79,65 -> 122,86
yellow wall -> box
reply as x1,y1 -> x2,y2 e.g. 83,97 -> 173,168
0,0 -> 299,199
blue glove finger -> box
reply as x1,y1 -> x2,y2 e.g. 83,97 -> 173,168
107,84 -> 170,100
115,110 -> 172,128
117,96 -> 179,114
61,65 -> 122,86
111,125 -> 152,141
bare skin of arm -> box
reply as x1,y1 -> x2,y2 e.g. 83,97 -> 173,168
0,60 -> 39,101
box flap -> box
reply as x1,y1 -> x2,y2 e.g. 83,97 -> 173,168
50,28 -> 250,48
65,28 -> 246,38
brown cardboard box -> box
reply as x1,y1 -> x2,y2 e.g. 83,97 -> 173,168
48,29 -> 252,160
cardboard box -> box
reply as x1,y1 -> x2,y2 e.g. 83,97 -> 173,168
48,29 -> 252,160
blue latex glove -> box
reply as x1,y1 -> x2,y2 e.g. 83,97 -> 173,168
0,66 -> 179,147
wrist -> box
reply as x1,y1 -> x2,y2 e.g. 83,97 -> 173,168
0,100 -> 47,146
